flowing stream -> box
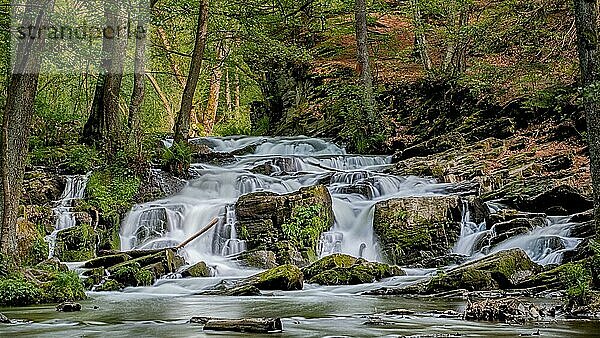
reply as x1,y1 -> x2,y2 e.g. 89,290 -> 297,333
3,136 -> 596,336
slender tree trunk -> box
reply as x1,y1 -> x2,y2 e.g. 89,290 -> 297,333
226,69 -> 232,113
354,0 -> 375,123
146,73 -> 174,127
83,0 -> 127,156
411,0 -> 432,72
157,26 -> 186,87
203,44 -> 226,135
235,71 -> 241,111
573,0 -> 600,235
1,0 -> 54,258
174,0 -> 209,143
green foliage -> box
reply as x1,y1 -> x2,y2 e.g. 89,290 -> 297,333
562,263 -> 593,307
65,145 -> 101,174
27,236 -> 49,267
86,169 -> 141,218
42,271 -> 87,303
0,276 -> 42,306
281,204 -> 329,249
161,141 -> 192,177
112,262 -> 153,287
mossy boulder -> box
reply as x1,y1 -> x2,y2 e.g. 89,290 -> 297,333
96,279 -> 124,292
21,170 -> 65,206
111,262 -> 154,287
238,264 -> 304,291
302,254 -> 359,279
181,261 -> 211,278
235,185 -> 334,267
371,249 -> 541,295
84,253 -> 131,269
306,258 -> 405,286
54,224 -> 96,262
520,185 -> 593,215
0,270 -> 86,306
373,196 -> 463,266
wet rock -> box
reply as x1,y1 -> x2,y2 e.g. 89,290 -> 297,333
570,209 -> 594,223
412,253 -> 469,269
563,239 -> 595,263
569,221 -> 596,239
102,249 -> 185,287
235,185 -> 334,267
370,249 -> 541,295
302,254 -> 359,279
84,253 -> 131,269
56,302 -> 82,312
487,209 -> 546,229
192,151 -> 236,166
493,217 -> 546,235
464,298 -> 542,323
236,264 -> 304,291
0,312 -> 10,324
521,185 -> 593,215
54,224 -> 96,262
82,267 -> 106,290
22,170 -> 65,205
181,261 -> 211,278
250,157 -> 299,176
385,309 -> 414,316
135,170 -> 186,203
207,283 -> 263,296
373,196 -> 463,266
233,250 -> 278,269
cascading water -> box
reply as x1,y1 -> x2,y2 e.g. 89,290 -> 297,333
46,173 -> 91,258
120,136 -> 585,277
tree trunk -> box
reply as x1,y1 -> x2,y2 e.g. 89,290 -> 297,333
128,17 -> 148,157
82,0 -> 127,156
146,73 -> 174,127
203,44 -> 226,135
573,0 -> 600,235
235,71 -> 241,111
174,0 -> 210,143
226,69 -> 232,113
411,0 -> 432,72
354,0 -> 375,123
1,0 -> 54,258
157,26 -> 186,87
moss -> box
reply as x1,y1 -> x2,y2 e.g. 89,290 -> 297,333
0,277 -> 42,306
112,262 -> 155,287
307,260 -> 405,286
251,264 -> 304,291
302,254 -> 358,279
281,204 -> 331,251
55,224 -> 95,262
86,169 -> 141,219
41,271 -> 87,303
96,279 -> 123,292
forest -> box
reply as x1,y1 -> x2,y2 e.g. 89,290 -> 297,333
1,0 -> 600,335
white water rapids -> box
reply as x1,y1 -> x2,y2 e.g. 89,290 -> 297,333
119,136 -> 584,276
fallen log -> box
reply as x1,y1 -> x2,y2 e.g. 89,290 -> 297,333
176,217 -> 219,249
190,317 -> 282,333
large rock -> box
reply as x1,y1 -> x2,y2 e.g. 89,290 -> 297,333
370,249 -> 541,295
235,185 -> 334,267
520,185 -> 593,215
54,224 -> 96,262
181,261 -> 211,278
235,264 -> 303,291
22,170 -> 65,205
233,250 -> 278,269
302,254 -> 405,286
464,298 -> 543,323
373,196 -> 463,266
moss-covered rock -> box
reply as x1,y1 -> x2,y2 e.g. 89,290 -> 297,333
22,170 -> 65,206
370,249 -> 541,295
54,224 -> 96,262
373,196 -> 463,266
302,254 -> 405,286
41,271 -> 87,303
235,185 -> 334,267
238,264 -> 304,291
111,262 -> 154,287
84,253 -> 131,269
0,269 -> 86,306
181,261 -> 211,278
96,279 -> 124,292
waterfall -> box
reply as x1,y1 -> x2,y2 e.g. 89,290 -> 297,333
120,136 -> 586,276
46,173 -> 91,258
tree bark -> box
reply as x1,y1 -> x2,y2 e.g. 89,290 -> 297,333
235,71 -> 241,111
573,0 -> 600,235
411,0 -> 432,72
203,44 -> 226,135
146,73 -> 175,127
83,0 -> 127,156
1,0 -> 54,258
226,69 -> 232,113
128,17 -> 148,156
174,0 -> 210,143
354,0 -> 375,123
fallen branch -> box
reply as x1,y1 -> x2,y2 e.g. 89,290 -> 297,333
176,218 -> 219,250
190,317 -> 282,333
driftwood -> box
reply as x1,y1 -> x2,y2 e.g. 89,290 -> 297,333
190,317 -> 282,333
98,218 -> 219,258
176,217 -> 218,249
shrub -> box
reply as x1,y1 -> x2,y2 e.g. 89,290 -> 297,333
42,271 -> 87,303
0,277 -> 42,306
